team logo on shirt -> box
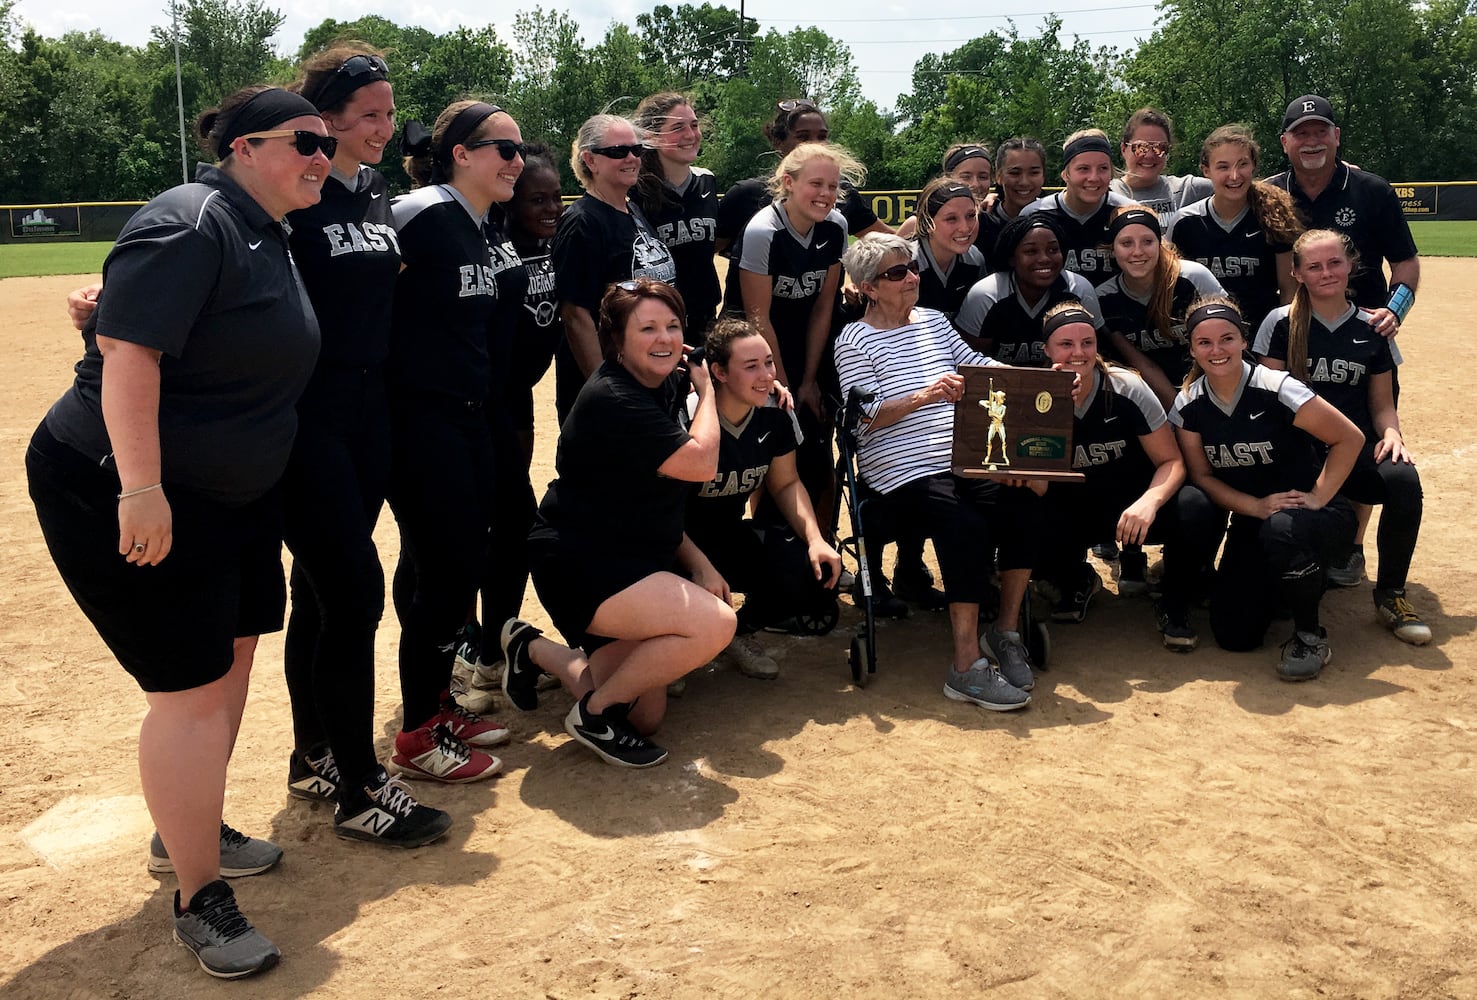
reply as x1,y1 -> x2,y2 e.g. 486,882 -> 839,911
1204,256 -> 1261,278
1307,357 -> 1367,384
657,217 -> 717,247
774,269 -> 827,299
525,299 -> 558,327
1065,247 -> 1114,274
324,221 -> 401,256
1334,207 -> 1357,227
1073,440 -> 1128,468
631,233 -> 677,282
1204,441 -> 1274,467
699,464 -> 769,498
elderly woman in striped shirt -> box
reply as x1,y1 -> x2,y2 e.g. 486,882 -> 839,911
834,233 -> 1053,714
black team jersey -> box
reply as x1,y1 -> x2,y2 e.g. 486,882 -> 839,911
1020,191 -> 1132,280
1254,304 -> 1393,438
1069,367 -> 1164,493
1169,199 -> 1291,333
390,184 -> 499,402
647,167 -> 721,339
685,403 -> 800,541
504,237 -> 560,397
737,202 -> 847,381
955,270 -> 1104,366
288,166 -> 399,369
912,239 -> 986,320
1169,361 -> 1320,496
1095,262 -> 1224,386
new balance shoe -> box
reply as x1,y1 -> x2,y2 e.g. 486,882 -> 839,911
500,618 -> 545,712
1051,569 -> 1103,624
433,697 -> 510,748
1154,601 -> 1199,652
943,659 -> 1030,711
1115,547 -> 1150,597
286,742 -> 339,803
149,823 -> 283,878
391,724 -> 502,783
1326,546 -> 1365,588
1374,588 -> 1432,646
982,626 -> 1035,691
721,633 -> 779,679
173,879 -> 280,979
453,621 -> 483,674
333,766 -> 453,848
564,693 -> 668,768
1277,627 -> 1332,681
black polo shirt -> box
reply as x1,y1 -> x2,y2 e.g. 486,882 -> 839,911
46,163 -> 320,504
1266,161 -> 1418,308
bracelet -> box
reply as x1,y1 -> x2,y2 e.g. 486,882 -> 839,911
1386,282 -> 1415,324
117,482 -> 163,501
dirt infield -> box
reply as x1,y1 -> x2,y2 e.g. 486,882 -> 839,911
1,263 -> 1474,998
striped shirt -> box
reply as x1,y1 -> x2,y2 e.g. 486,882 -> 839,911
834,307 -> 998,494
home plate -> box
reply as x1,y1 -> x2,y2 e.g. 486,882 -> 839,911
21,795 -> 153,871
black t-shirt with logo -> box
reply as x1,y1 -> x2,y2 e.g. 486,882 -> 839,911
1020,191 -> 1132,280
1095,262 -> 1225,386
551,193 -> 678,315
1169,198 -> 1293,334
955,270 -> 1104,367
737,202 -> 848,380
645,167 -> 721,339
1254,304 -> 1394,438
685,403 -> 799,542
1069,366 -> 1163,497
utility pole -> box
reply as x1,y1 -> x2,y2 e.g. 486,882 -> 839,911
172,0 -> 188,184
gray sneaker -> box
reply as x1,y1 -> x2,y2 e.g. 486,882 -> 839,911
1277,627 -> 1332,681
173,879 -> 280,979
150,823 -> 283,878
943,658 -> 1030,711
981,626 -> 1035,691
1326,547 -> 1365,588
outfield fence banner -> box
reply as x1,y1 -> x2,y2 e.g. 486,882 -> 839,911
5,181 -> 1476,245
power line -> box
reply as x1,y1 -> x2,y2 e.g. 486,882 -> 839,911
840,26 -> 1156,43
755,4 -> 1158,23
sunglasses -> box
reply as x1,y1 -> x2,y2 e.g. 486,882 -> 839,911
464,137 -> 526,161
590,143 -> 645,159
337,53 -> 388,78
240,130 -> 338,158
876,260 -> 921,282
1127,140 -> 1170,156
778,98 -> 819,113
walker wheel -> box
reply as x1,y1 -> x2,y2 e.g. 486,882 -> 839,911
849,635 -> 870,687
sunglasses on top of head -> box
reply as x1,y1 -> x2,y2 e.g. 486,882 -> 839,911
463,137 -> 526,161
778,98 -> 819,113
240,130 -> 338,158
875,260 -> 921,282
590,143 -> 646,159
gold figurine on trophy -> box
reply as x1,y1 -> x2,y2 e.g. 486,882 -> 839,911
981,378 -> 1009,469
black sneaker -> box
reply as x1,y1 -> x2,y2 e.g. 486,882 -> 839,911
1154,601 -> 1199,652
334,766 -> 453,848
1277,627 -> 1332,681
453,621 -> 483,673
500,618 -> 545,712
287,742 -> 340,803
564,693 -> 668,768
172,879 -> 280,979
1091,541 -> 1120,562
1051,569 -> 1103,624
1116,547 -> 1149,596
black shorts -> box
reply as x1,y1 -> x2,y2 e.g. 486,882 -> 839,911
527,520 -> 673,653
27,423 -> 288,693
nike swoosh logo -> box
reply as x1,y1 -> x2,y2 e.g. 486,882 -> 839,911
1250,411 -> 1265,419
248,240 -> 262,250
816,241 -> 828,249
1102,415 -> 1118,423
1352,338 -> 1370,344
370,192 -> 383,199
587,725 -> 616,741
758,432 -> 771,442
1245,230 -> 1262,237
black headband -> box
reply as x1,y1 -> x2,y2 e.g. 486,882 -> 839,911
438,103 -> 502,164
925,181 -> 976,216
1184,302 -> 1244,335
307,53 -> 389,113
1042,306 -> 1097,340
1062,134 -> 1113,167
217,88 -> 321,159
944,145 -> 991,173
1108,208 -> 1161,241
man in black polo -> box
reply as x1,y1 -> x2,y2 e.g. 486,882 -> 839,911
1268,94 -> 1421,586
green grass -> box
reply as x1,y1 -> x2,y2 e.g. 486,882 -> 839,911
0,241 -> 111,278
1408,221 -> 1477,257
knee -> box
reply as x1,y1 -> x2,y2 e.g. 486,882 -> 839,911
696,600 -> 738,659
1385,463 -> 1424,512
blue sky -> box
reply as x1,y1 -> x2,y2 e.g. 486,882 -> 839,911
10,0 -> 1163,110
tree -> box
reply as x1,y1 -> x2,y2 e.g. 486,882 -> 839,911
151,0 -> 284,101
634,3 -> 753,86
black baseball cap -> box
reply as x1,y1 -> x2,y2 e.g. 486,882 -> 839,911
1282,95 -> 1337,133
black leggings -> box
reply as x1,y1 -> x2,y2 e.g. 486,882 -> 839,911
1177,484 -> 1356,651
476,404 -> 538,662
689,517 -> 833,633
281,371 -> 391,788
387,398 -> 497,732
1038,478 -> 1187,607
1338,453 -> 1422,590
860,473 -> 1042,606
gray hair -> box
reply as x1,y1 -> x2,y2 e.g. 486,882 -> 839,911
570,113 -> 648,190
842,233 -> 913,287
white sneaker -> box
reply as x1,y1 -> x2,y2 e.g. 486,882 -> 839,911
456,660 -> 503,716
722,634 -> 779,679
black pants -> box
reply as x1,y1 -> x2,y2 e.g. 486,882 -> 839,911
1338,453 -> 1422,590
1038,477 -> 1187,608
859,473 -> 1042,606
476,403 -> 538,662
387,397 -> 497,731
1177,483 -> 1356,651
689,518 -> 833,633
281,370 -> 391,788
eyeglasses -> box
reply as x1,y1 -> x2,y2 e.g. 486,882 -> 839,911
1127,140 -> 1170,156
778,98 -> 819,113
876,260 -> 921,282
240,130 -> 338,158
590,143 -> 645,159
464,138 -> 526,161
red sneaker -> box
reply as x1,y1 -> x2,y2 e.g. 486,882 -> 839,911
433,698 -> 511,748
391,724 -> 502,783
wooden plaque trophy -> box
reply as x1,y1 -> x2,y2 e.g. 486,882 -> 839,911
951,365 -> 1084,482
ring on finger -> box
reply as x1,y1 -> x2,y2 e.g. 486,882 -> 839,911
133,542 -> 146,554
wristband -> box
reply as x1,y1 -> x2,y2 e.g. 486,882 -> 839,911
118,482 -> 163,500
1386,282 -> 1415,324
